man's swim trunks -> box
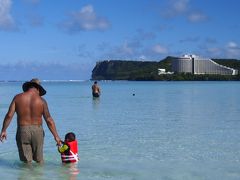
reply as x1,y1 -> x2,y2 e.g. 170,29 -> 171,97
92,92 -> 100,97
16,125 -> 44,163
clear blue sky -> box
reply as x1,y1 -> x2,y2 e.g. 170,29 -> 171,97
0,0 -> 240,80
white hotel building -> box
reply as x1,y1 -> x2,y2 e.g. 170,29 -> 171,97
171,55 -> 238,75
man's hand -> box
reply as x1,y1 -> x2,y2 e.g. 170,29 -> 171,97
0,131 -> 7,142
55,137 -> 62,146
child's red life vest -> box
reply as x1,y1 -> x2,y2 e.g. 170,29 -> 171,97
61,140 -> 79,163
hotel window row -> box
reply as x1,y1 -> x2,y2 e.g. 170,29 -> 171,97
171,55 -> 238,75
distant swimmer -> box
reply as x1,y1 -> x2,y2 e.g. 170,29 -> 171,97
92,81 -> 101,98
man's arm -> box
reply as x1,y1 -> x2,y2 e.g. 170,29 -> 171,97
0,98 -> 16,142
42,98 -> 62,145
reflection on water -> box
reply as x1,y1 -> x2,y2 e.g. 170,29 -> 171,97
17,164 -> 44,180
60,163 -> 80,180
0,156 -> 80,180
92,96 -> 100,109
16,162 -> 80,180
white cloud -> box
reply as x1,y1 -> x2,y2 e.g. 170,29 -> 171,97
122,41 -> 134,55
99,35 -> 168,60
0,0 -> 16,30
163,0 -> 189,18
226,41 -> 240,57
207,47 -> 221,56
99,40 -> 141,60
152,44 -> 168,54
188,12 -> 207,22
110,41 -> 135,58
139,55 -> 146,60
172,0 -> 189,13
227,41 -> 238,48
0,61 -> 91,80
60,4 -> 110,33
162,0 -> 207,23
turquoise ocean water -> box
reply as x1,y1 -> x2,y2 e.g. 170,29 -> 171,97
0,81 -> 240,179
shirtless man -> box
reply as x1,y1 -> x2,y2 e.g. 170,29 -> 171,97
92,81 -> 101,97
0,78 -> 61,164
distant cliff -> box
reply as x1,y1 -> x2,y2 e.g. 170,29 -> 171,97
91,57 -> 172,80
91,57 -> 240,81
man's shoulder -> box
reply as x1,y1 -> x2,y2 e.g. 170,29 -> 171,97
15,92 -> 45,101
14,92 -> 25,99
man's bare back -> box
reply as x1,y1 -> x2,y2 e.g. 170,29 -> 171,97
92,81 -> 101,97
92,84 -> 100,93
14,88 -> 45,126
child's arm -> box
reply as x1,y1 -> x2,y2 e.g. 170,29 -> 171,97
58,144 -> 69,153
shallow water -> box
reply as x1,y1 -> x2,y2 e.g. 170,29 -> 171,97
0,81 -> 240,179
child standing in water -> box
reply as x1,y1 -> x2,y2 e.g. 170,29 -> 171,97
58,132 -> 79,163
